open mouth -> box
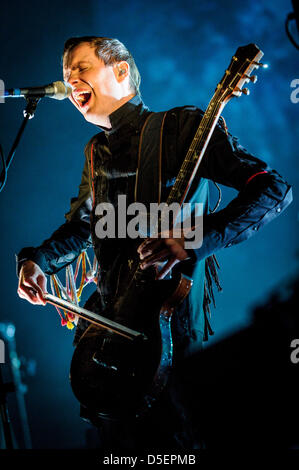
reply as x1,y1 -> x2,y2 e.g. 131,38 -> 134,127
73,90 -> 92,108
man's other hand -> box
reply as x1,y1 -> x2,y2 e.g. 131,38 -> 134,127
18,260 -> 47,305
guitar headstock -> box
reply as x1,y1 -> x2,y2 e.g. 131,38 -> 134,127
216,44 -> 266,103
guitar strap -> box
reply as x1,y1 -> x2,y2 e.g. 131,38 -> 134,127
134,111 -> 168,205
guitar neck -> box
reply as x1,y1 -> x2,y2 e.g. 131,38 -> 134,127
167,95 -> 225,208
166,43 -> 264,209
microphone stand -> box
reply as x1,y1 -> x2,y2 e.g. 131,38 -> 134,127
6,330 -> 32,449
0,96 -> 41,441
0,97 -> 40,193
0,364 -> 15,449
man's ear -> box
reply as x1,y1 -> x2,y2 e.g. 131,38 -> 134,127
114,61 -> 129,82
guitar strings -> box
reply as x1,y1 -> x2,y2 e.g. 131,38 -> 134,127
168,53 -> 253,204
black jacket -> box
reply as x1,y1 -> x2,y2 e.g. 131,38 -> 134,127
17,95 -> 293,351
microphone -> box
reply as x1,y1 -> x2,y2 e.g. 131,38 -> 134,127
1,80 -> 72,100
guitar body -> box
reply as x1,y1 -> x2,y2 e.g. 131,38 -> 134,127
70,251 -> 192,419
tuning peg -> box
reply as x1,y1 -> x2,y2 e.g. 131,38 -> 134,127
252,61 -> 268,69
242,88 -> 250,95
243,74 -> 258,83
235,87 -> 250,95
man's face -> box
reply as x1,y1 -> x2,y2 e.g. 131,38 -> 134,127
63,42 -> 121,126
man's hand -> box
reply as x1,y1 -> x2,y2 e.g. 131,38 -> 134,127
137,229 -> 189,280
18,260 -> 47,305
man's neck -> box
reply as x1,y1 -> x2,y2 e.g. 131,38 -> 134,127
95,93 -> 136,129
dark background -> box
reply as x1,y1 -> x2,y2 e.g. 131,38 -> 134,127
0,0 -> 298,449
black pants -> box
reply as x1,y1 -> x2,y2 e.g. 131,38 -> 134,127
80,368 -> 204,450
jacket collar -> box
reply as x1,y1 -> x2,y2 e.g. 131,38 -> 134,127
100,94 -> 150,136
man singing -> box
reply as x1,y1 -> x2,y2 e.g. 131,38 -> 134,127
17,37 -> 292,449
